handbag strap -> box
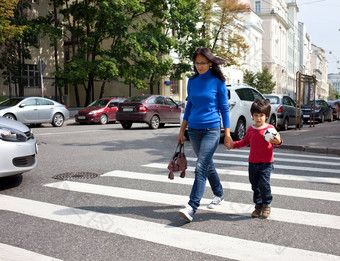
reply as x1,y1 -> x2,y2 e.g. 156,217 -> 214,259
176,142 -> 184,153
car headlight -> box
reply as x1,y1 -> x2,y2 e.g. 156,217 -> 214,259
0,127 -> 28,142
88,111 -> 97,115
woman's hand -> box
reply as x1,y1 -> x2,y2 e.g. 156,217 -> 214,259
177,120 -> 188,144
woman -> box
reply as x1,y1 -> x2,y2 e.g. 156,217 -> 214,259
177,47 -> 233,222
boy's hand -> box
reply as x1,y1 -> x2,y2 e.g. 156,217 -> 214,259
270,132 -> 282,145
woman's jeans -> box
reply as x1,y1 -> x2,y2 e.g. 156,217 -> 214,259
248,162 -> 273,206
188,127 -> 223,211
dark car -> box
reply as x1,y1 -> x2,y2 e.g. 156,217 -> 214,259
116,95 -> 181,129
75,98 -> 125,124
326,100 -> 340,120
301,99 -> 333,123
264,94 -> 303,130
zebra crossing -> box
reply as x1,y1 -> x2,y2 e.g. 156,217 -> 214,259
1,148 -> 340,260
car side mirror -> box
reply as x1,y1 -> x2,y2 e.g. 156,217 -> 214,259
19,104 -> 26,108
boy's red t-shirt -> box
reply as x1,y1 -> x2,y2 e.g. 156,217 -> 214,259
233,124 -> 279,163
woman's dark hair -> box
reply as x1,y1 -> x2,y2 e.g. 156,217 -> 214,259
192,47 -> 226,82
250,98 -> 271,118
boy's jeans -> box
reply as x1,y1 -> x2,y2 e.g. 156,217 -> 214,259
188,127 -> 223,211
248,162 -> 273,206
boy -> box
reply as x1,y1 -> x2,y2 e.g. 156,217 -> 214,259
228,98 -> 282,218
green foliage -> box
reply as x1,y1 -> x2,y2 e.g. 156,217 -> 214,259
328,85 -> 340,100
0,0 -> 25,43
198,0 -> 249,67
243,67 -> 276,94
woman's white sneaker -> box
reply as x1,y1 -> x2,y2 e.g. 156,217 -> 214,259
207,195 -> 224,209
178,204 -> 194,222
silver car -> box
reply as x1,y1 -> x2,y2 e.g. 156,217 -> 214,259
264,94 -> 303,130
0,97 -> 70,127
0,116 -> 37,178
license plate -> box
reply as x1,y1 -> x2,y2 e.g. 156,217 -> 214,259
78,116 -> 86,119
303,115 -> 309,118
123,107 -> 134,112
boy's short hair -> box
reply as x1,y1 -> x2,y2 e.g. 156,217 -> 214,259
250,98 -> 271,118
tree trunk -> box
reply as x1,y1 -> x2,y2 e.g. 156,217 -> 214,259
99,78 -> 107,98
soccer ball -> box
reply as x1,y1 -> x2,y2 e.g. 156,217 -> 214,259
263,128 -> 278,142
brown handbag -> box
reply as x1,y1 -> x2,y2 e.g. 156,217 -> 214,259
168,142 -> 187,180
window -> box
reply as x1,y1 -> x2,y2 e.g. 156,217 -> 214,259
170,79 -> 179,95
156,96 -> 166,105
166,98 -> 177,106
22,98 -> 37,106
255,1 -> 261,13
23,64 -> 39,88
37,98 -> 54,106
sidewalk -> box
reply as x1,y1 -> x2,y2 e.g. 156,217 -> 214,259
279,120 -> 340,155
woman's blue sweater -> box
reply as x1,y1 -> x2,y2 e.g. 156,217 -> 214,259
183,69 -> 230,129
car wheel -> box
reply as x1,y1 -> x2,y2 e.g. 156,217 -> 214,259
52,113 -> 64,127
121,121 -> 132,129
328,114 -> 333,122
319,114 -> 324,123
4,113 -> 16,121
269,115 -> 277,129
281,118 -> 288,131
149,115 -> 160,129
234,118 -> 246,141
100,114 -> 108,124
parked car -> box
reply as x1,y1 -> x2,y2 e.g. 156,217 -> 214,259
75,97 -> 125,124
116,95 -> 181,129
0,116 -> 37,178
181,84 -> 276,141
0,97 -> 69,127
301,99 -> 333,123
264,94 -> 303,130
326,100 -> 340,120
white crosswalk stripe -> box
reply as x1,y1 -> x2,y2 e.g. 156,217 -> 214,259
144,163 -> 340,184
2,149 -> 340,260
103,170 -> 340,202
43,180 -> 340,230
1,195 -> 339,261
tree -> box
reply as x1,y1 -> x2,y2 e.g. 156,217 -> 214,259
329,85 -> 340,100
0,0 -> 24,43
57,0 -> 202,106
243,67 -> 276,94
198,0 -> 249,67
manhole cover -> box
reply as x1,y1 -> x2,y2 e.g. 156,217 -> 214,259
52,172 -> 100,180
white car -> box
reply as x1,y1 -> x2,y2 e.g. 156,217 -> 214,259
0,116 -> 37,178
180,84 -> 276,141
0,97 -> 70,127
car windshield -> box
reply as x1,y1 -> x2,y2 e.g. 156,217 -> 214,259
88,99 -> 109,107
0,98 -> 24,106
125,95 -> 151,102
265,96 -> 280,104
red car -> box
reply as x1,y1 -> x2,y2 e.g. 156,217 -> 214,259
115,95 -> 181,129
75,98 -> 125,124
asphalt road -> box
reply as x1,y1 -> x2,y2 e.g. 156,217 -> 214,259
0,120 -> 339,261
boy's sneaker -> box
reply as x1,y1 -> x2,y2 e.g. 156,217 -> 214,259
251,205 -> 263,218
178,204 -> 195,222
261,206 -> 271,218
207,195 -> 224,209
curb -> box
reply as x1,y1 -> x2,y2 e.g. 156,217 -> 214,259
280,144 -> 340,156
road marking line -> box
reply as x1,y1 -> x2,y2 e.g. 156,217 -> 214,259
186,157 -> 340,174
214,153 -> 340,166
44,181 -> 340,230
225,148 -> 340,161
1,195 -> 338,261
0,243 -> 62,261
144,163 -> 340,185
103,170 -> 340,202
